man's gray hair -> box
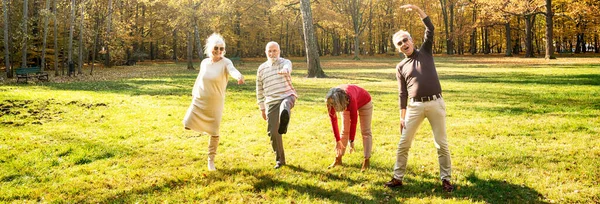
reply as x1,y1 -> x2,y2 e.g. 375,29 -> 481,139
266,41 -> 280,50
204,33 -> 226,57
326,87 -> 349,112
392,30 -> 412,49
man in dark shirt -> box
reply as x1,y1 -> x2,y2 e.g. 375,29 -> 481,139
384,4 -> 454,192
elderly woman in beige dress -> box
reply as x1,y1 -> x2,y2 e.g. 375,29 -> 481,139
183,33 -> 245,171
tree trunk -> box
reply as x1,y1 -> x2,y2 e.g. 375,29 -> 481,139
332,32 -> 340,56
139,4 -> 145,62
346,35 -> 351,55
470,10 -> 476,55
62,33 -> 66,75
105,0 -> 113,67
483,27 -> 490,54
3,0 -> 12,78
299,0 -> 326,78
458,35 -> 464,55
285,21 -> 289,56
595,34 -> 599,53
580,33 -> 585,53
545,0 -> 555,59
68,0 -> 75,76
53,0 -> 59,76
574,33 -> 582,53
480,27 -> 484,54
449,3 -> 454,54
234,12 -> 241,57
505,21 -> 512,56
150,42 -> 154,60
440,0 -> 453,55
78,0 -> 85,75
22,0 -> 29,68
581,22 -> 586,53
187,31 -> 194,70
524,14 -> 535,58
348,0 -> 370,60
353,35 -> 360,60
91,14 -> 99,75
194,24 -> 203,59
41,0 -> 51,72
368,16 -> 373,56
514,17 -> 521,54
173,29 -> 178,62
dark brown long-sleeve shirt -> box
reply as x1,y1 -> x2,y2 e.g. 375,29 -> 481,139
396,17 -> 442,109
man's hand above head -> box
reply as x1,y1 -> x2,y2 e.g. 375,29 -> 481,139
400,4 -> 427,19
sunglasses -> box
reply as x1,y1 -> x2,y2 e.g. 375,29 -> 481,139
396,38 -> 409,47
213,46 -> 225,51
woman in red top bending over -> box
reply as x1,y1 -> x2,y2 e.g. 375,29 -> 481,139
326,84 -> 373,171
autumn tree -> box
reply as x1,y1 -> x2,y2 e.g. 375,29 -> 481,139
440,0 -> 455,54
499,0 -> 546,57
300,0 -> 326,77
329,0 -> 372,60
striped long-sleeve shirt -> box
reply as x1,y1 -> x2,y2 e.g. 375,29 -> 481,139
256,58 -> 297,110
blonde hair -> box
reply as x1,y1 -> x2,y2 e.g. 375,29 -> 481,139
326,88 -> 349,112
204,33 -> 226,57
392,30 -> 412,49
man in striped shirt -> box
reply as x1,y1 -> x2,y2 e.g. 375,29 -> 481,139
256,41 -> 297,169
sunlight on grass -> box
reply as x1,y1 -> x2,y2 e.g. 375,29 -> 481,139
1,56 -> 599,203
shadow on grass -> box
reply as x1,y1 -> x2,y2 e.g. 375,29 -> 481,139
380,172 -> 548,203
440,73 -> 600,86
97,165 -> 548,203
254,166 -> 375,203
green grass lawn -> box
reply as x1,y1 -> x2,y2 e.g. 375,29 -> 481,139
1,56 -> 599,203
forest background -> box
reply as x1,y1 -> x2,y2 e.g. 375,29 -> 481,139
1,0 -> 599,78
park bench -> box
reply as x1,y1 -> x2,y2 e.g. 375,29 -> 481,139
230,56 -> 243,66
16,67 -> 49,83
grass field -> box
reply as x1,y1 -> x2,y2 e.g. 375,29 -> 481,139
1,56 -> 599,203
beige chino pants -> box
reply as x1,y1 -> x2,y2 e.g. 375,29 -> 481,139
339,101 -> 373,159
393,98 -> 452,181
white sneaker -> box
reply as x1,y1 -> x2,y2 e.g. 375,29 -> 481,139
207,158 -> 216,171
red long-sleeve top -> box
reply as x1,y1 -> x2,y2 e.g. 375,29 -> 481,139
328,85 -> 371,142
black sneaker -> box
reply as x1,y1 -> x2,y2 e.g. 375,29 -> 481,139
278,110 -> 289,134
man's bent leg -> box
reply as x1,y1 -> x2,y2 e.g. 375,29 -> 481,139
278,96 -> 296,134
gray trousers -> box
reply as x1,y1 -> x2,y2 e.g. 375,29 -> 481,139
267,95 -> 296,164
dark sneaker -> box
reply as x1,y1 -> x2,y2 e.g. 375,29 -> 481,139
442,180 -> 454,192
278,110 -> 289,134
384,178 -> 403,188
